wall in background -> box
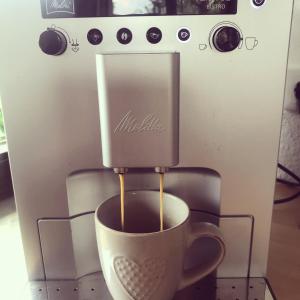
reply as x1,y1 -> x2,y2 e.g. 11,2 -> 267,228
279,0 -> 300,181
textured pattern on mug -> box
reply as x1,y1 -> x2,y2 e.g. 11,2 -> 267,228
114,256 -> 166,300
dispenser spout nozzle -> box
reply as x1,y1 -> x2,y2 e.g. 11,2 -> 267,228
113,167 -> 128,174
155,167 -> 169,174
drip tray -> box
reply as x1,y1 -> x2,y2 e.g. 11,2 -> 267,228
21,273 -> 275,300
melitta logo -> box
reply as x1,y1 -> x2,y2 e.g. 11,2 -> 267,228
114,111 -> 165,134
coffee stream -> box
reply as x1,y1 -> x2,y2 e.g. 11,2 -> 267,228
118,172 -> 164,232
159,173 -> 164,232
119,174 -> 125,231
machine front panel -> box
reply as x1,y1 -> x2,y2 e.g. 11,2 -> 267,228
0,0 -> 294,283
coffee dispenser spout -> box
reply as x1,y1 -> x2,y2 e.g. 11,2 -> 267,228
155,167 -> 169,174
97,53 -> 179,170
113,168 -> 128,174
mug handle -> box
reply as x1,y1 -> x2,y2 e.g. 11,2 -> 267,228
178,222 -> 225,290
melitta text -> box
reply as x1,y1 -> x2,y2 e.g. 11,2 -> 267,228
114,111 -> 165,133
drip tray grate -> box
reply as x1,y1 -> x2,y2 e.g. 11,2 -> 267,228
21,274 -> 275,300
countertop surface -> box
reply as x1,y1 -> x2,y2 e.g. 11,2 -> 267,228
268,183 -> 300,300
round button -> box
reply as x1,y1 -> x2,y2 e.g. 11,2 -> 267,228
146,27 -> 162,44
39,29 -> 67,56
87,29 -> 103,45
213,26 -> 241,52
117,28 -> 132,45
177,28 -> 191,42
252,0 -> 265,6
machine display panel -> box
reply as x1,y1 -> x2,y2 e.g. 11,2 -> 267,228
40,0 -> 238,18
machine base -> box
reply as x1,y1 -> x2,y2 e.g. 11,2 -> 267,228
20,273 -> 276,300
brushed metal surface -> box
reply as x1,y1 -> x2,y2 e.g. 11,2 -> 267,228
22,275 -> 275,300
97,53 -> 180,168
22,281 -> 47,300
66,168 -> 221,215
38,220 -> 76,279
39,214 -> 100,280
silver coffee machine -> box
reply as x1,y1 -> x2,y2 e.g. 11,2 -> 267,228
0,0 -> 294,299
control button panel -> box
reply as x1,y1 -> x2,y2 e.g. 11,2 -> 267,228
39,29 -> 67,55
87,29 -> 103,45
41,24 -> 249,54
177,28 -> 191,42
212,26 -> 241,52
117,28 -> 132,45
146,27 -> 162,44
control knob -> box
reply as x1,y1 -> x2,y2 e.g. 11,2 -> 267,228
213,26 -> 241,52
39,29 -> 67,56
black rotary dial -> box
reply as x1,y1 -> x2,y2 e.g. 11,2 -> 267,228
213,26 -> 241,52
39,29 -> 67,56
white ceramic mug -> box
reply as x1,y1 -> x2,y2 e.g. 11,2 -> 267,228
95,191 -> 225,300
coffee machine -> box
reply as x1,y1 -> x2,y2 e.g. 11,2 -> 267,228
0,0 -> 294,299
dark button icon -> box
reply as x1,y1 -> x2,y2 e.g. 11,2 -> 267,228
87,29 -> 103,45
178,28 -> 191,42
146,27 -> 162,44
117,28 -> 132,45
252,0 -> 265,6
71,39 -> 80,52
